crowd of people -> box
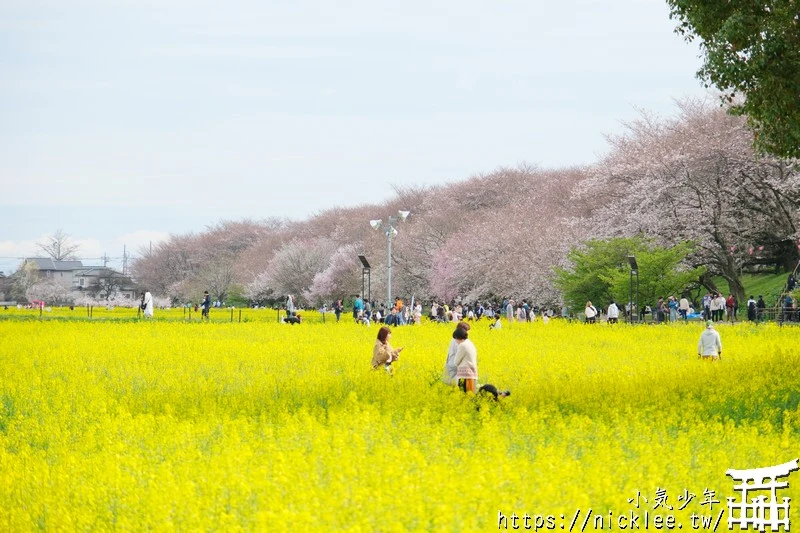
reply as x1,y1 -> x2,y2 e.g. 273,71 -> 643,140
324,289 -> 800,327
133,279 -> 797,328
338,296 -> 565,328
581,291 -> 798,325
138,270 -> 797,327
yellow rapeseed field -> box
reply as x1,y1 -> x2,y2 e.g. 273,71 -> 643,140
1,314 -> 798,531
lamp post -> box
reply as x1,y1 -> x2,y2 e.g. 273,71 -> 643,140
358,255 -> 371,304
627,255 -> 639,324
370,210 -> 410,307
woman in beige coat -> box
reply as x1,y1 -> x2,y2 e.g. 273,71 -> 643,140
372,326 -> 403,372
453,326 -> 478,393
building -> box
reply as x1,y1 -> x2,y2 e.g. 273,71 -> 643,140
22,258 -> 138,301
71,265 -> 139,300
25,258 -> 84,290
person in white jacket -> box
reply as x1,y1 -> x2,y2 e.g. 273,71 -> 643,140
607,301 -> 619,324
698,320 -> 722,361
142,291 -> 154,318
453,326 -> 478,393
443,321 -> 470,385
679,296 -> 691,321
585,301 -> 598,324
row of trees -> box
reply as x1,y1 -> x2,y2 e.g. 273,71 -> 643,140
132,165 -> 589,307
130,99 -> 799,309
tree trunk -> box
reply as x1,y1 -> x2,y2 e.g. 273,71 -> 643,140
699,272 -> 719,294
719,254 -> 746,304
776,239 -> 800,272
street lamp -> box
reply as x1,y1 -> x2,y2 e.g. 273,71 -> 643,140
370,210 -> 410,307
358,255 -> 371,304
627,255 -> 639,324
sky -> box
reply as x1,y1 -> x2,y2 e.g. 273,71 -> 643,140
0,0 -> 709,275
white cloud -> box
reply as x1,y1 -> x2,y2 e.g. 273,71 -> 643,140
0,238 -> 38,259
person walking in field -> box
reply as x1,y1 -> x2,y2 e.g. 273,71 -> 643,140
607,301 -> 619,324
443,321 -> 471,385
141,291 -> 154,318
698,320 -> 722,361
372,326 -> 403,373
200,290 -> 211,320
452,326 -> 478,393
584,301 -> 597,324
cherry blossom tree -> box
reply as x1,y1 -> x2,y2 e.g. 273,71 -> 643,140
429,208 -> 578,305
131,234 -> 201,298
580,98 -> 799,303
254,238 -> 338,306
244,270 -> 273,304
425,167 -> 586,305
26,278 -> 72,305
304,244 -> 363,306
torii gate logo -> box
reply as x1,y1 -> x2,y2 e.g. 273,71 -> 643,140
727,459 -> 799,531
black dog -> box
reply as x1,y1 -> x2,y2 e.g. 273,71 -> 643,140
478,384 -> 511,400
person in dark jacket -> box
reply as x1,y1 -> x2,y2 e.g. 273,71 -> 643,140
756,295 -> 766,322
200,291 -> 211,320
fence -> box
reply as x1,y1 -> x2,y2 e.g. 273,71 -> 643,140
0,305 -> 335,324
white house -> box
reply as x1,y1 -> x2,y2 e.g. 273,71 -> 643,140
23,258 -> 138,300
25,258 -> 83,290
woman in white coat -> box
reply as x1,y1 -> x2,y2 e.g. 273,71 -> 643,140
453,326 -> 478,393
142,291 -> 154,318
584,301 -> 597,324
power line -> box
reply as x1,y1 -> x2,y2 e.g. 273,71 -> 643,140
0,255 -> 142,261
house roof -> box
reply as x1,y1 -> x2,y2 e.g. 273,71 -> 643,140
72,266 -> 138,289
74,266 -> 125,276
27,258 -> 84,271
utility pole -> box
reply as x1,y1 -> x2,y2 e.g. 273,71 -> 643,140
122,245 -> 128,276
